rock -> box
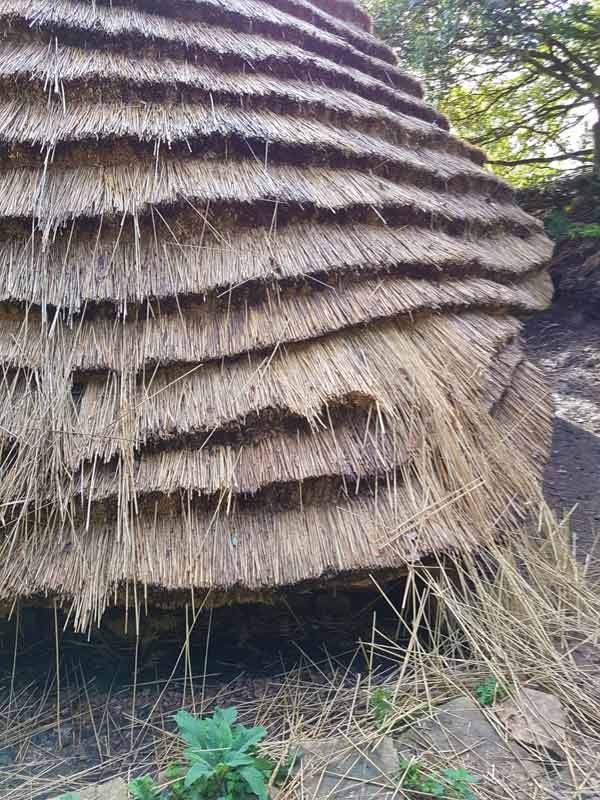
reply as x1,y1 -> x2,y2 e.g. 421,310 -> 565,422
51,777 -> 128,800
496,688 -> 567,757
396,696 -> 546,785
293,736 -> 399,799
563,637 -> 600,670
583,250 -> 600,274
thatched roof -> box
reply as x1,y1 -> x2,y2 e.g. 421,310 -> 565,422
0,0 -> 553,628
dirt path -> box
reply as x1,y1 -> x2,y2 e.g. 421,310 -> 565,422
524,305 -> 600,562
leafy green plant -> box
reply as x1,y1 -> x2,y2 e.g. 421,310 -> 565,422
474,677 -> 507,707
57,794 -> 81,800
129,775 -> 162,800
125,707 -> 284,799
397,759 -> 479,799
174,707 -> 272,800
397,759 -> 445,795
568,222 -> 600,239
370,687 -> 394,726
544,208 -> 571,241
159,763 -> 189,800
442,767 -> 480,800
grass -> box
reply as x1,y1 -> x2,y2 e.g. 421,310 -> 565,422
2,505 -> 600,799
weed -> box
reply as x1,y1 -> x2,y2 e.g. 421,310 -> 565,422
370,686 -> 394,726
568,222 -> 600,239
442,767 -> 480,800
174,706 -> 272,799
474,678 -> 507,707
397,759 -> 445,796
129,775 -> 162,799
125,706 -> 280,800
397,758 -> 479,799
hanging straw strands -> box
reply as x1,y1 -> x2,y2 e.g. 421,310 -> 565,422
0,0 -> 553,628
0,357 -> 551,633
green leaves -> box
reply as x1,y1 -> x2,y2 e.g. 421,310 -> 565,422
370,687 -> 394,726
172,707 -> 273,800
183,762 -> 213,787
239,766 -> 269,800
124,708 -> 277,799
420,777 -> 446,796
474,678 -> 507,707
443,767 -> 480,800
129,776 -> 162,800
397,758 -> 479,799
366,0 -> 600,186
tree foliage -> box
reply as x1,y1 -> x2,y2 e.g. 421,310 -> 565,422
365,0 -> 600,186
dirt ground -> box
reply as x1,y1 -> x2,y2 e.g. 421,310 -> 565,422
524,297 -> 600,564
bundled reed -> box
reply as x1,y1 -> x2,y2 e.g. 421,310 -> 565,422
0,0 -> 553,629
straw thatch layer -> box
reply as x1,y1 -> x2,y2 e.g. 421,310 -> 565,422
0,100 -> 499,200
0,0 -> 553,623
0,38 -> 483,163
0,223 -> 552,311
70,337 -> 531,512
0,357 -> 550,629
0,2 -> 426,117
0,156 -> 538,240
65,312 -> 525,461
0,271 -> 551,372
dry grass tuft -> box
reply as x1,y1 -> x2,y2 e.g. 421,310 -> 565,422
258,510 -> 600,799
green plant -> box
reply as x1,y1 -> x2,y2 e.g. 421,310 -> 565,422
544,209 -> 600,242
474,678 -> 507,707
160,764 -> 189,800
125,708 -> 283,799
370,687 -> 394,726
568,222 -> 600,239
544,208 -> 571,241
442,768 -> 480,800
129,776 -> 162,800
397,759 -> 479,799
57,795 -> 80,800
174,707 -> 272,800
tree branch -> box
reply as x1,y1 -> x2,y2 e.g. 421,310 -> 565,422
543,35 -> 600,89
522,50 -> 592,98
488,149 -> 594,166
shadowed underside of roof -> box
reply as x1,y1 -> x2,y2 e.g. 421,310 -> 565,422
0,0 -> 553,628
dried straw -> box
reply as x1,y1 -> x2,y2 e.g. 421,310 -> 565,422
0,0 -> 553,623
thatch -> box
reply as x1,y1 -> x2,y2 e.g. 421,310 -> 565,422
0,38 -> 480,159
0,0 -> 553,628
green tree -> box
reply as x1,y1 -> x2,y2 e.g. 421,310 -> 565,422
365,0 -> 600,185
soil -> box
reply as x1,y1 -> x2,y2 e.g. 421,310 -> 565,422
524,252 -> 600,564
